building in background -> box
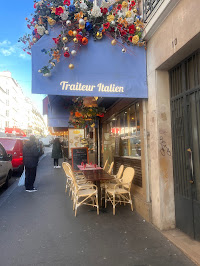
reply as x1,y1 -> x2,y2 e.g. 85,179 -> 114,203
0,78 -> 6,132
0,71 -> 48,136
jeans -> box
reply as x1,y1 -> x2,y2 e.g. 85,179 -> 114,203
54,159 -> 59,166
25,167 -> 37,190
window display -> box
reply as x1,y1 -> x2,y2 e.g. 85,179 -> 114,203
102,102 -> 141,161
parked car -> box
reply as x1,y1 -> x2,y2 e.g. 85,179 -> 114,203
0,138 -> 25,173
0,143 -> 13,188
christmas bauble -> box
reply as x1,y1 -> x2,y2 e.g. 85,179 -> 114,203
79,19 -> 85,26
133,8 -> 137,13
38,69 -> 42,73
66,20 -> 71,26
73,38 -> 78,43
96,32 -> 102,40
43,72 -> 51,77
73,30 -> 77,36
64,47 -> 69,52
69,64 -> 74,70
111,39 -> 117,46
136,26 -> 140,31
79,24 -> 85,29
71,50 -> 77,56
62,37 -> 68,43
33,37 -> 37,43
45,30 -> 49,35
111,21 -> 115,26
122,48 -> 126,53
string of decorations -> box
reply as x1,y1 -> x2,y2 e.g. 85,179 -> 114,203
68,96 -> 105,128
19,0 -> 146,76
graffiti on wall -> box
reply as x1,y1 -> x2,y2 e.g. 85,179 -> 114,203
160,136 -> 171,156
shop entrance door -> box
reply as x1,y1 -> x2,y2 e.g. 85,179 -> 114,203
170,50 -> 200,240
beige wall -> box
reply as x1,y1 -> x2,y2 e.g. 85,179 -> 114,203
147,0 -> 200,72
146,0 -> 200,230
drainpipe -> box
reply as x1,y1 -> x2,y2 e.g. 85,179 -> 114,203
143,100 -> 150,203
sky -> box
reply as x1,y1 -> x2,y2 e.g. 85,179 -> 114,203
0,0 -> 45,113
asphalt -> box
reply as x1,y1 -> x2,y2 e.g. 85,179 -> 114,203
0,152 -> 196,266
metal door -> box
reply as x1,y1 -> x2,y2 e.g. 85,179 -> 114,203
170,50 -> 200,240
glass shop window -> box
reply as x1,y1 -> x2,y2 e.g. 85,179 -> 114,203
103,102 -> 141,159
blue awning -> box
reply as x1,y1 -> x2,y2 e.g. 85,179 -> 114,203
47,95 -> 72,128
32,26 -> 148,98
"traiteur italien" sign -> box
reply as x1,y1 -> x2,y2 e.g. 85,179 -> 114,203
60,81 -> 124,93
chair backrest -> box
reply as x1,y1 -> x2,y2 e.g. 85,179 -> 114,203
103,159 -> 108,170
107,162 -> 114,175
62,162 -> 72,177
116,165 -> 124,180
121,167 -> 135,189
65,163 -> 79,190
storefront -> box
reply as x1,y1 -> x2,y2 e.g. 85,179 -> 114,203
25,0 -> 152,221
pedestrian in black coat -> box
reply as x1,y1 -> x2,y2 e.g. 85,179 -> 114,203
23,135 -> 40,192
52,138 -> 63,168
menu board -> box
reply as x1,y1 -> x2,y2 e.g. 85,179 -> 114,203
68,129 -> 84,158
71,147 -> 89,170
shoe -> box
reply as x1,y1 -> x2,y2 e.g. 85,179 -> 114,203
26,188 -> 37,192
26,190 -> 37,192
54,166 -> 56,168
56,166 -> 61,168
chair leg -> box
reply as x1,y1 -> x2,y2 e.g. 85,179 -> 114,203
96,193 -> 99,215
105,191 -> 107,208
130,194 -> 133,211
113,194 -> 115,215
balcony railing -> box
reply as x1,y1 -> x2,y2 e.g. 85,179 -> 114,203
143,0 -> 165,23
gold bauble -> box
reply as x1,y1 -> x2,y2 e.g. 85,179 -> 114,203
126,11 -> 132,18
111,39 -> 117,46
136,26 -> 140,31
73,38 -> 78,43
33,37 -> 37,43
72,30 -> 77,36
62,37 -> 68,43
96,32 -> 102,40
79,24 -> 85,29
133,8 -> 137,13
69,64 -> 74,70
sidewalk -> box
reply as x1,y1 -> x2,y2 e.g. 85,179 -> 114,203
0,153 -> 196,266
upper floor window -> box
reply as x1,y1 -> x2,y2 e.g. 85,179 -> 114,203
143,0 -> 164,23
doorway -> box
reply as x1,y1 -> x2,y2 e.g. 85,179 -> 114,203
170,50 -> 200,240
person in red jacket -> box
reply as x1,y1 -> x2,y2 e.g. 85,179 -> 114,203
23,135 -> 40,192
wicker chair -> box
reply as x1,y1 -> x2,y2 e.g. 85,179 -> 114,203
64,162 -> 99,216
107,161 -> 114,175
103,159 -> 108,170
105,167 -> 135,215
100,164 -> 124,206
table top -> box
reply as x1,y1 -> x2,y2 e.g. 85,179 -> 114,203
82,169 -> 115,182
77,164 -> 102,171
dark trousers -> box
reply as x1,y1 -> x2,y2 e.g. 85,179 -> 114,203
54,159 -> 59,166
25,167 -> 37,190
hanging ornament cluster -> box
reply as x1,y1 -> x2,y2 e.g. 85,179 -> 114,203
19,0 -> 146,76
68,97 -> 105,128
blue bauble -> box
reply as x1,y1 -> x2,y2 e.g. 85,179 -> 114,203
85,22 -> 93,31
